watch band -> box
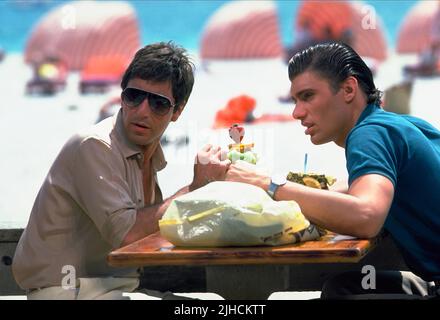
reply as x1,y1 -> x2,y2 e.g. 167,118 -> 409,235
267,181 -> 278,199
267,175 -> 287,199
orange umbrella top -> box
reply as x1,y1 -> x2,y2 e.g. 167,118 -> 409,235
296,1 -> 353,41
295,0 -> 388,61
81,55 -> 128,78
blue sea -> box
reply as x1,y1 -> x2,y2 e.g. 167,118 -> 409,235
0,0 -> 418,53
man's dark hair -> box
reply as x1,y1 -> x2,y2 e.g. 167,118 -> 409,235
288,42 -> 382,105
121,41 -> 195,110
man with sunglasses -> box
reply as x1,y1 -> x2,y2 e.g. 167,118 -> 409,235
13,42 -> 230,300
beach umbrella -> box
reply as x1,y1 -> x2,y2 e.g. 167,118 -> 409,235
350,2 -> 388,61
200,0 -> 283,60
396,1 -> 440,54
295,0 -> 388,61
296,1 -> 353,42
24,1 -> 140,71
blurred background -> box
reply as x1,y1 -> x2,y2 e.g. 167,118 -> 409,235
1,0 -> 440,228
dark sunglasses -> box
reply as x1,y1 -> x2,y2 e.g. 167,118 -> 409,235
121,87 -> 175,116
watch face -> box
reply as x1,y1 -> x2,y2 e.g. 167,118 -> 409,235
272,174 -> 287,185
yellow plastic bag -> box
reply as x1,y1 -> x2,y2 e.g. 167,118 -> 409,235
159,181 -> 324,247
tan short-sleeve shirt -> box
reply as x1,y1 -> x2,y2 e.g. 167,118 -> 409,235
12,110 -> 167,290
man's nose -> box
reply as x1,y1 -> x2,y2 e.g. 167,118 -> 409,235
292,103 -> 305,120
136,97 -> 152,116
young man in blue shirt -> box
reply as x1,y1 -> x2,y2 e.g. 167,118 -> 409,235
225,42 -> 440,299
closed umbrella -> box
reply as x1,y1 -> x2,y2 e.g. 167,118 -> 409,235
396,1 -> 440,54
295,0 -> 388,61
24,1 -> 140,70
350,2 -> 388,61
200,0 -> 283,60
296,1 -> 353,41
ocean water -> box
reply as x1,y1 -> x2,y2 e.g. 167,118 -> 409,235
0,0 -> 417,53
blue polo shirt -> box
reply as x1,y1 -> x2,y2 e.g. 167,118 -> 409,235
346,104 -> 440,281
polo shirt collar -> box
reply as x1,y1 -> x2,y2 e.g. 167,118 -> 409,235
355,103 -> 381,126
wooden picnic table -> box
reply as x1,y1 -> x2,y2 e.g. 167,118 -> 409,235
108,232 -> 379,299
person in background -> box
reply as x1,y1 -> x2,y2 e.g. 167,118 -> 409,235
225,42 -> 440,299
13,42 -> 230,300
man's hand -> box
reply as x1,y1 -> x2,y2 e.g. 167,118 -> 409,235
122,144 -> 230,247
190,144 -> 231,191
225,161 -> 270,190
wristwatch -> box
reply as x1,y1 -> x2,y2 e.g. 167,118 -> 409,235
267,174 -> 287,199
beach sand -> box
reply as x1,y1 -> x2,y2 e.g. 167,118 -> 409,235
1,52 -> 439,228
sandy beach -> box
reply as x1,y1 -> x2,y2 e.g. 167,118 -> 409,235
1,50 -> 440,228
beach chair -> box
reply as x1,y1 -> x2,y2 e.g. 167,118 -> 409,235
25,57 -> 67,95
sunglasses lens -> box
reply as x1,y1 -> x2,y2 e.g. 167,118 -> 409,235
148,94 -> 172,115
122,88 -> 174,116
122,88 -> 146,107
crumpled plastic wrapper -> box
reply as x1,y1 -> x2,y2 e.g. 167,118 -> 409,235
159,181 -> 325,247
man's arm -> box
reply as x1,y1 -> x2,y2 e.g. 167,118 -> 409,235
274,174 -> 394,238
120,144 -> 231,247
225,163 -> 394,238
120,185 -> 190,247
329,179 -> 348,194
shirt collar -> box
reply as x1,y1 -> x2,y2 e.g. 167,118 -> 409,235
112,109 -> 167,172
344,103 -> 382,148
355,103 -> 381,126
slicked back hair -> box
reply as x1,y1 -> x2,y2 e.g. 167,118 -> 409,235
121,41 -> 195,110
288,42 -> 382,105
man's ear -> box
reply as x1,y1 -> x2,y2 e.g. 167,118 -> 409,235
342,76 -> 358,103
171,103 -> 185,122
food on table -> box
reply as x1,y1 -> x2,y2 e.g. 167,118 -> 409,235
286,172 -> 336,190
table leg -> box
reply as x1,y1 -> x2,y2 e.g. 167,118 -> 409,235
206,265 -> 289,300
